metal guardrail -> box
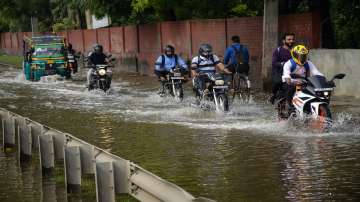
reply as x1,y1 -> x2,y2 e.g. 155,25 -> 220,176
0,107 -> 215,202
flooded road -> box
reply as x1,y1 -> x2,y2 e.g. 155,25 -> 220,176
1,65 -> 360,201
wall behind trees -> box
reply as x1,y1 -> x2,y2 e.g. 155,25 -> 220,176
0,12 -> 320,88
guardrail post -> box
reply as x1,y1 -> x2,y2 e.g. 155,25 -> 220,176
30,123 -> 43,149
17,117 -> 32,161
44,130 -> 66,160
95,161 -> 116,202
113,157 -> 130,194
2,114 -> 16,150
64,145 -> 82,193
39,135 -> 55,175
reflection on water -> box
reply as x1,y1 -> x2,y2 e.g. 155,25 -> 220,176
281,137 -> 360,201
1,66 -> 360,201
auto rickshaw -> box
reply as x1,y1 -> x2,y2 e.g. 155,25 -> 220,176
23,35 -> 71,81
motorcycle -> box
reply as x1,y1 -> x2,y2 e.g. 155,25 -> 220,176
276,73 -> 346,132
66,52 -> 78,74
160,67 -> 185,101
195,73 -> 229,112
88,64 -> 112,92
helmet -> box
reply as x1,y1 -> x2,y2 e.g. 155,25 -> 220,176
93,44 -> 103,54
199,43 -> 213,59
164,45 -> 175,57
291,45 -> 309,65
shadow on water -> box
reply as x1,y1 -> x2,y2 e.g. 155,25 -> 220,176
1,66 -> 360,201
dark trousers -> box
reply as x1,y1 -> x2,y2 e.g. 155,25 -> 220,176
226,63 -> 249,75
282,83 -> 296,106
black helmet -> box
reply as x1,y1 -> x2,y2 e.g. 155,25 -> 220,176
164,45 -> 175,57
199,43 -> 212,58
93,44 -> 103,54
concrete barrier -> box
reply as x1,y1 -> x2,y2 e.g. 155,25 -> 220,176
0,107 -> 214,202
310,49 -> 360,97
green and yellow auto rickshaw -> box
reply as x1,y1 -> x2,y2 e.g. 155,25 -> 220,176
23,35 -> 71,81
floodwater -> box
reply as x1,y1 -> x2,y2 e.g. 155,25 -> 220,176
1,65 -> 360,202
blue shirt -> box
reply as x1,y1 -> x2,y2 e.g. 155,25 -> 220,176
155,55 -> 188,71
224,43 -> 249,65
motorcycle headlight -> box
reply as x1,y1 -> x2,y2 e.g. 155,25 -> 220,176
98,69 -> 106,76
215,80 -> 224,86
323,91 -> 329,96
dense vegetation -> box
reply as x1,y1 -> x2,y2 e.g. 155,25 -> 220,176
0,0 -> 359,48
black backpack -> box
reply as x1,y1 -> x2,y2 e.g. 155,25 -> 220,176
232,45 -> 245,64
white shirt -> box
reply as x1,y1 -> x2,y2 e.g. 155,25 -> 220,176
282,60 -> 323,82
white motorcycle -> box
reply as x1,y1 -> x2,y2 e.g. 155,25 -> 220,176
276,73 -> 345,132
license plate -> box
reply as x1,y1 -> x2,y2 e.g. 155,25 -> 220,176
174,73 -> 181,77
68,60 -> 75,62
171,77 -> 184,80
213,86 -> 228,89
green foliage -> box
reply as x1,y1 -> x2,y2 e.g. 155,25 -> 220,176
52,18 -> 78,32
330,0 -> 360,48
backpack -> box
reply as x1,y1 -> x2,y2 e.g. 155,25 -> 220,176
289,58 -> 310,77
161,54 -> 178,68
232,45 -> 245,64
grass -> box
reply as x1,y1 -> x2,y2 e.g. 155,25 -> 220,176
0,54 -> 23,67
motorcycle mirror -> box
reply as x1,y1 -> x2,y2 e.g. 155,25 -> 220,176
110,58 -> 116,62
333,73 -> 346,80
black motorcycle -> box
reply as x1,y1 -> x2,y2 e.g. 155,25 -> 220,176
160,67 -> 185,101
89,64 -> 113,92
196,73 -> 229,112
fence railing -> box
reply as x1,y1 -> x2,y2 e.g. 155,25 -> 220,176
0,107 -> 215,202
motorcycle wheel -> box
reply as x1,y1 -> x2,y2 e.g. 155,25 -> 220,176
173,84 -> 184,101
232,73 -> 251,103
277,98 -> 289,120
99,80 -> 109,92
217,94 -> 229,112
309,105 -> 332,132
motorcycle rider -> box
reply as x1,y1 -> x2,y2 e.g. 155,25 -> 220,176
191,43 -> 232,97
154,45 -> 188,94
270,33 -> 295,104
87,44 -> 112,88
282,45 -> 323,112
66,43 -> 79,73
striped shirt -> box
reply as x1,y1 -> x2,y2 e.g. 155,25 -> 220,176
191,55 -> 220,73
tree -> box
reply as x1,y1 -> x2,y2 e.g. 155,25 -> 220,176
330,0 -> 360,48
